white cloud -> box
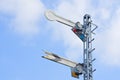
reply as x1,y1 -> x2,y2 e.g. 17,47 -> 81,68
0,0 -> 45,37
48,0 -> 120,66
98,8 -> 120,66
55,0 -> 91,21
99,8 -> 110,20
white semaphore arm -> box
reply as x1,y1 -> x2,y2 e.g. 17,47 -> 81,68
45,10 -> 77,27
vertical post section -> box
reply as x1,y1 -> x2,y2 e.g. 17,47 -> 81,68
83,14 -> 94,80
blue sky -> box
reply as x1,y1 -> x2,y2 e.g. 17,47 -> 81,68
0,0 -> 120,80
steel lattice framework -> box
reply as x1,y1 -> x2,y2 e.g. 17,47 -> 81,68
83,14 -> 96,80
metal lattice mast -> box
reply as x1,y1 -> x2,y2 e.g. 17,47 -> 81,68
83,14 -> 96,80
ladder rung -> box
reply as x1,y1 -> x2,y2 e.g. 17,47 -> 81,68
92,69 -> 96,72
89,48 -> 95,53
91,58 -> 96,63
89,38 -> 94,43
